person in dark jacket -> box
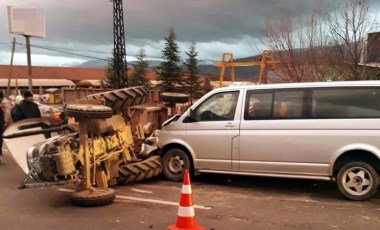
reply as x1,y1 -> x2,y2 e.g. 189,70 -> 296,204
0,93 -> 5,163
13,91 -> 41,122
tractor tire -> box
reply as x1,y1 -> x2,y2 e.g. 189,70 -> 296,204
161,92 -> 189,104
70,188 -> 116,207
65,104 -> 113,120
117,155 -> 162,185
87,86 -> 149,112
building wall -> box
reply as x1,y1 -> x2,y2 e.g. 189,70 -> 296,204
367,32 -> 380,63
0,65 -> 106,81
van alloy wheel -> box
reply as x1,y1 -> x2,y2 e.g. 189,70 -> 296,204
337,162 -> 378,201
162,148 -> 190,182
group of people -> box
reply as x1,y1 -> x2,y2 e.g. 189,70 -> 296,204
0,90 -> 41,164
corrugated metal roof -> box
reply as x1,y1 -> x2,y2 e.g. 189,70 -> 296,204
0,79 -> 75,87
76,79 -> 102,87
0,65 -> 106,81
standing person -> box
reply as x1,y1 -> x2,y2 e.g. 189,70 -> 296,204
0,92 -> 12,128
11,95 -> 23,122
0,93 -> 5,163
15,94 -> 23,105
15,90 -> 41,122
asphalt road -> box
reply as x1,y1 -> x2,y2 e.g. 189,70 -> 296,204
1,151 -> 380,230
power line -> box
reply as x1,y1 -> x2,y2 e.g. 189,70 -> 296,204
1,40 -> 220,63
11,42 -> 162,60
0,40 -> 111,60
16,42 -> 110,61
0,42 -> 11,47
20,43 -> 112,54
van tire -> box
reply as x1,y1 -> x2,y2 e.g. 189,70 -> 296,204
337,161 -> 378,201
162,148 -> 191,182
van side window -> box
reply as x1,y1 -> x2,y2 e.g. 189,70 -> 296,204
194,91 -> 239,121
273,91 -> 304,118
245,90 -> 304,120
312,88 -> 380,118
245,93 -> 273,119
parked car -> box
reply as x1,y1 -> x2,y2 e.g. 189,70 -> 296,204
157,81 -> 380,201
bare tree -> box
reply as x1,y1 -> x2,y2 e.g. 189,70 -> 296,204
263,2 -> 325,83
326,0 -> 377,80
264,0 -> 378,82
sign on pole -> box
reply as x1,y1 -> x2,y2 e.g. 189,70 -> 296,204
7,6 -> 46,91
7,6 -> 46,38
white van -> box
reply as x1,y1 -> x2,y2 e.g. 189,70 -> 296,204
157,81 -> 380,201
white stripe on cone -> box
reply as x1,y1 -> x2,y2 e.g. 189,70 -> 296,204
181,185 -> 192,194
177,206 -> 195,217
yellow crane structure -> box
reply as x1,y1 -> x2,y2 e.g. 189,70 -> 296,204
213,50 -> 280,87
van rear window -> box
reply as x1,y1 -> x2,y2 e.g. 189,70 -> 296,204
312,88 -> 380,118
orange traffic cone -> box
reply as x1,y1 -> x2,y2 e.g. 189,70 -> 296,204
168,169 -> 204,230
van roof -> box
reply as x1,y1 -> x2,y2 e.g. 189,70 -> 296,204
218,80 -> 380,91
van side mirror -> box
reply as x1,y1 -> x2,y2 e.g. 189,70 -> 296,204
183,109 -> 197,123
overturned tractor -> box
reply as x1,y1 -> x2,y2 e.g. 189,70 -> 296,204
3,86 -> 162,206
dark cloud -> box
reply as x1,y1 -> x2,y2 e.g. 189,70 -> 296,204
0,0 -> 379,65
1,0 -> 320,44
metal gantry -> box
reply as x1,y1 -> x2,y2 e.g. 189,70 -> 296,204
112,0 -> 128,88
213,50 -> 280,86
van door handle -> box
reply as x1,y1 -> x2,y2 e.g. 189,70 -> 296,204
225,122 -> 235,128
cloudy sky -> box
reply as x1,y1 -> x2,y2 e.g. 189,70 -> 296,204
0,0 -> 379,67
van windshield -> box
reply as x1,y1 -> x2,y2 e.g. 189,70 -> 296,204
194,91 -> 239,121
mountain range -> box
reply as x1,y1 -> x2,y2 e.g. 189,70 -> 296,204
76,59 -> 260,80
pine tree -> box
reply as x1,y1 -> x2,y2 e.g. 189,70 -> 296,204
202,76 -> 213,94
130,48 -> 151,89
184,42 -> 201,103
105,55 -> 117,89
157,27 -> 183,92
105,50 -> 127,89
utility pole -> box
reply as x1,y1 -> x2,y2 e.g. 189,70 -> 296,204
112,0 -> 128,89
25,35 -> 33,91
7,6 -> 44,92
7,37 -> 16,96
